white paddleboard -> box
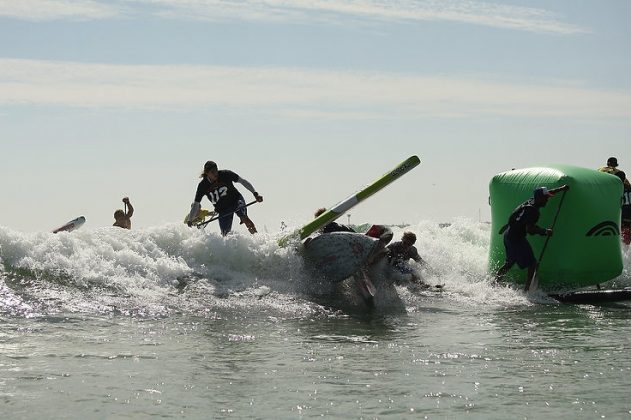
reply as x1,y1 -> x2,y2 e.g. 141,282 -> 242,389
52,216 -> 86,233
303,232 -> 381,283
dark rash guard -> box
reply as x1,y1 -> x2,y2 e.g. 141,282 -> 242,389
505,199 -> 540,239
623,186 -> 631,222
194,170 -> 243,213
387,241 -> 422,266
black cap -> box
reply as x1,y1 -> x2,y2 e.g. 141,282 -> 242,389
204,161 -> 217,171
534,187 -> 554,201
607,157 -> 618,167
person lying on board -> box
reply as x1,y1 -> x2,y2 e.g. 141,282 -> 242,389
113,197 -> 134,229
313,208 -> 355,233
495,184 -> 570,290
187,160 -> 263,236
311,208 -> 394,306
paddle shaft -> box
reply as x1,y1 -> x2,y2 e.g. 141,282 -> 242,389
525,189 -> 568,291
196,200 -> 258,229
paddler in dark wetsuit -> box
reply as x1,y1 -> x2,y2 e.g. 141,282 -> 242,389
615,171 -> 631,245
495,185 -> 569,287
187,161 -> 263,236
313,208 -> 356,233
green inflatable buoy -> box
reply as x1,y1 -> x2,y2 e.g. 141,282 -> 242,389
489,165 -> 623,290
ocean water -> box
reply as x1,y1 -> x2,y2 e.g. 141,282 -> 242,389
1,220 -> 630,419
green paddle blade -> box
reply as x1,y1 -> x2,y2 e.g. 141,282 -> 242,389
278,155 -> 420,247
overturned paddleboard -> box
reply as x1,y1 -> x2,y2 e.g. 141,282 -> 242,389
299,155 -> 420,240
549,288 -> 631,304
303,232 -> 380,283
52,216 -> 86,233
278,155 -> 420,246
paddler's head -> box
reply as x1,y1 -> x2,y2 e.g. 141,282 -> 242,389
114,209 -> 125,220
314,208 -> 326,218
202,161 -> 219,181
401,231 -> 416,247
533,187 -> 554,207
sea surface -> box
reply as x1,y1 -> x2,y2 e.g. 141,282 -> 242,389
1,220 -> 630,419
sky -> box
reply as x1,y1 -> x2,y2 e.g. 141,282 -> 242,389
1,0 -> 630,233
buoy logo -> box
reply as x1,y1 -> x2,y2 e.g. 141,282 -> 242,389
586,221 -> 620,237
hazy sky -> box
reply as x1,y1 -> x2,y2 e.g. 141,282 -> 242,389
1,0 -> 630,233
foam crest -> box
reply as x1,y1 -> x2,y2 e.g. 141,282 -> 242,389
1,220 -> 629,315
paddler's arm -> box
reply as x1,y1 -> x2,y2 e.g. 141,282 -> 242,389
410,247 -> 426,266
550,184 -> 570,194
187,183 -> 206,227
123,197 -> 134,218
187,202 -> 201,227
527,185 -> 569,235
237,176 -> 263,202
527,224 -> 551,237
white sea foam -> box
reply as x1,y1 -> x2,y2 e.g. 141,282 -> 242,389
1,220 -> 629,316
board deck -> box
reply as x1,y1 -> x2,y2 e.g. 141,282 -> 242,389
549,288 -> 631,304
302,232 -> 380,283
52,216 -> 86,233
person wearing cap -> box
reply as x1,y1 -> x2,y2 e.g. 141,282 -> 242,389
495,184 -> 570,288
599,157 -> 625,177
313,207 -> 356,233
187,161 -> 263,236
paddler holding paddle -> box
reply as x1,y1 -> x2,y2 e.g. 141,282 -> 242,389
495,184 -> 570,290
187,160 -> 263,236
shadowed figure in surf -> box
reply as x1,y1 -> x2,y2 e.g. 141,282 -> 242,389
313,208 -> 355,233
495,185 -> 569,287
187,160 -> 263,236
312,207 -> 393,264
614,171 -> 631,245
309,208 -> 395,308
113,197 -> 133,229
386,232 -> 427,285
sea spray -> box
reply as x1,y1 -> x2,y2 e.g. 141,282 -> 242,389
1,220 -> 629,317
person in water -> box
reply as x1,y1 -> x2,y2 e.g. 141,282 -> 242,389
187,160 -> 263,236
598,156 -> 619,174
615,171 -> 631,245
386,232 -> 426,284
113,197 -> 134,229
495,185 -> 570,290
313,208 -> 355,233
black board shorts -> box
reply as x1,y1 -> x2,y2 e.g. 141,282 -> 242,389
503,232 -> 536,269
217,195 -> 247,234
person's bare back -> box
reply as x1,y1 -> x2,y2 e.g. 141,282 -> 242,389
113,197 -> 134,229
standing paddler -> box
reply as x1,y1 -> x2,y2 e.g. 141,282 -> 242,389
187,160 -> 263,236
495,185 -> 569,289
